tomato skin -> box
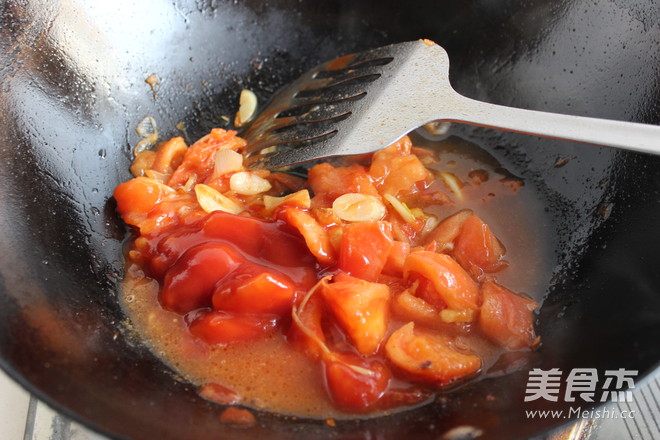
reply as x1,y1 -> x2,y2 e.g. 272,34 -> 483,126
289,291 -> 327,360
385,322 -> 481,385
212,264 -> 297,316
160,243 -> 244,314
454,215 -> 508,277
479,279 -> 538,350
338,221 -> 394,281
323,353 -> 391,413
188,310 -> 278,344
403,251 -> 480,316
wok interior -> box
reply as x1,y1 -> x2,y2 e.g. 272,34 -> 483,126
0,1 -> 658,439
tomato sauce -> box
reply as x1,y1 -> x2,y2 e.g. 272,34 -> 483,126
116,128 -> 551,419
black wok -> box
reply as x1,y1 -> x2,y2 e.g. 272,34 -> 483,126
0,0 -> 658,439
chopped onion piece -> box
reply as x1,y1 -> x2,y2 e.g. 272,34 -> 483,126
439,172 -> 464,201
229,171 -> 272,195
182,174 -> 197,192
264,189 -> 311,211
332,193 -> 386,222
144,169 -> 170,183
234,89 -> 258,128
194,184 -> 242,214
383,193 -> 416,223
213,148 -> 244,178
134,116 -> 159,155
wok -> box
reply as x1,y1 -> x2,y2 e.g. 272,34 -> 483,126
0,0 -> 658,439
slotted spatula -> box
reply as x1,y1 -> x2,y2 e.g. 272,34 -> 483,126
243,39 -> 660,169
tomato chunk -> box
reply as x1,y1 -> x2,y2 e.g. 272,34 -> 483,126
212,264 -> 296,316
382,240 -> 410,277
160,243 -> 243,313
322,273 -> 390,355
279,208 -> 336,266
308,163 -> 379,208
479,279 -> 538,350
168,129 -> 246,187
114,177 -> 169,220
188,310 -> 278,344
323,353 -> 391,413
338,221 -> 394,281
391,289 -> 443,328
424,209 -> 473,252
403,251 -> 480,321
454,215 -> 508,277
385,322 -> 481,385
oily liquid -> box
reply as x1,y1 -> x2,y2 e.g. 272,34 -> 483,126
120,134 -> 554,419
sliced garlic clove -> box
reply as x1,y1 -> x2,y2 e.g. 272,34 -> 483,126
229,171 -> 272,195
332,193 -> 386,222
263,189 -> 311,211
234,89 -> 258,128
194,184 -> 242,214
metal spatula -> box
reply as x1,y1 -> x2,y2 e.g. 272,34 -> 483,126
243,39 -> 660,169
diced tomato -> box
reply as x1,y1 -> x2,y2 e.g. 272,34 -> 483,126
479,279 -> 538,350
385,322 -> 481,385
424,209 -> 473,252
391,289 -> 443,328
454,215 -> 508,277
152,137 -> 188,174
380,155 -> 433,196
307,163 -> 379,208
323,353 -> 391,413
369,136 -> 413,185
279,208 -> 336,266
403,251 -> 480,319
188,310 -> 278,344
203,211 -> 317,275
338,221 -> 393,281
114,177 -> 169,218
168,129 -> 246,187
160,243 -> 243,313
382,240 -> 411,277
368,136 -> 432,195
212,264 -> 296,316
322,273 -> 390,355
130,150 -> 156,177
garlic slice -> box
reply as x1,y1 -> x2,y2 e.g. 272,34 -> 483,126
194,184 -> 242,214
332,193 -> 386,222
234,89 -> 258,127
229,171 -> 272,195
263,189 -> 311,211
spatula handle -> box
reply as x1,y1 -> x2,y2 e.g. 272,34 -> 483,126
447,94 -> 660,155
